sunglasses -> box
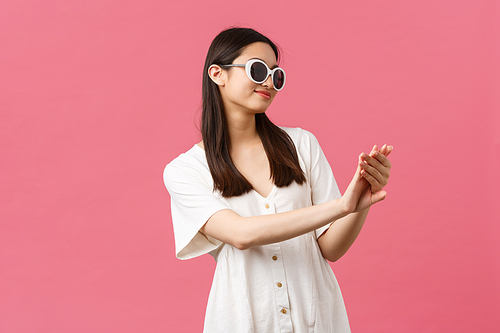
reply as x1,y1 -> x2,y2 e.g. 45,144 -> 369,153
220,59 -> 286,91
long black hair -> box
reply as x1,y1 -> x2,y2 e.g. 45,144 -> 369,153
202,27 -> 306,198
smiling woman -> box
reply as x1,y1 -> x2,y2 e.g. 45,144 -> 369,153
203,38 -> 305,198
163,27 -> 392,333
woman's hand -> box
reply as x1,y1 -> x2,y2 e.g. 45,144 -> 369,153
360,144 -> 393,194
340,144 -> 393,214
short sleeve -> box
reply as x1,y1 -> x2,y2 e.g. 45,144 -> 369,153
298,129 -> 342,239
163,161 -> 230,260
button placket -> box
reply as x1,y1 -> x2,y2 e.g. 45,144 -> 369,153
262,199 -> 292,332
266,243 -> 292,332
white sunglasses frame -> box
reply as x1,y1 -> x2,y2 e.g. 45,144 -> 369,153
220,59 -> 286,91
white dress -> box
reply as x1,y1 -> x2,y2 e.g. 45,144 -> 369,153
163,127 -> 351,333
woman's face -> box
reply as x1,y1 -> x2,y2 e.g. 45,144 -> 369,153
220,42 -> 279,116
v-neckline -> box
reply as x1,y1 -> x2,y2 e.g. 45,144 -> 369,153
194,144 -> 277,200
252,184 -> 277,200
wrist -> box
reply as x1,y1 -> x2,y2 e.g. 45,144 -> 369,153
334,197 -> 352,218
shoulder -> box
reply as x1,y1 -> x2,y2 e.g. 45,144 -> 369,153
279,126 -> 322,152
163,145 -> 211,188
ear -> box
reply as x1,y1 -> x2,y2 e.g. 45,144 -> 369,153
208,65 -> 225,86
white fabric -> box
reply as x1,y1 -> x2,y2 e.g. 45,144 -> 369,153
163,127 -> 351,333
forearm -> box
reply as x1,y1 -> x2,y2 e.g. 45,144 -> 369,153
202,145 -> 392,252
202,198 -> 349,250
316,144 -> 393,262
317,207 -> 370,262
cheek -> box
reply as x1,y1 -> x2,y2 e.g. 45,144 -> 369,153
234,71 -> 255,88
228,79 -> 256,97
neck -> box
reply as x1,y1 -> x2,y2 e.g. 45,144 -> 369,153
226,113 -> 261,151
224,108 -> 262,151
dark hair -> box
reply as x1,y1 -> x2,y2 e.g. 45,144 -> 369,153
202,27 -> 305,198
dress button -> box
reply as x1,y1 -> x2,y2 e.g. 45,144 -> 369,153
277,283 -> 282,288
281,309 -> 287,314
265,204 -> 270,209
272,255 -> 277,261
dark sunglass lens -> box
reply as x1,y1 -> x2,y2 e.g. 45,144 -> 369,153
250,62 -> 268,82
273,70 -> 285,90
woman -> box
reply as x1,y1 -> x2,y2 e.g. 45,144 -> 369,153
164,27 -> 392,333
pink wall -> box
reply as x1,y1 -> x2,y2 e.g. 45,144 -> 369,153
1,0 -> 499,332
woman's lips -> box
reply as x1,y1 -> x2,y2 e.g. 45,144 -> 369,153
255,90 -> 271,99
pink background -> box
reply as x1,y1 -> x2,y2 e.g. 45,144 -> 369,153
1,0 -> 499,332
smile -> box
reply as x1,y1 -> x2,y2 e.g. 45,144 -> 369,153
255,90 -> 271,99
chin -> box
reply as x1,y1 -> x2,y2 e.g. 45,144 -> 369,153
250,101 -> 273,113
251,107 -> 269,115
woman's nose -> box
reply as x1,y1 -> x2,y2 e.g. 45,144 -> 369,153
261,74 -> 273,89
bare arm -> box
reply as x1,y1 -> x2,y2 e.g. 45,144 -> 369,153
317,208 -> 370,262
200,199 -> 348,250
318,145 -> 393,262
201,146 -> 391,251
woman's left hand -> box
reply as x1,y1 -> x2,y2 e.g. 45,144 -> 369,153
360,144 -> 393,194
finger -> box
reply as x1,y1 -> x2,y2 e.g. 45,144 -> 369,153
371,150 -> 392,169
358,153 -> 364,164
360,168 -> 378,185
379,144 -> 387,155
371,190 -> 387,204
361,158 -> 384,179
361,170 -> 384,194
381,144 -> 392,157
360,168 -> 382,193
355,153 -> 364,176
369,145 -> 379,157
361,153 -> 389,177
361,158 -> 389,190
385,145 -> 393,157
